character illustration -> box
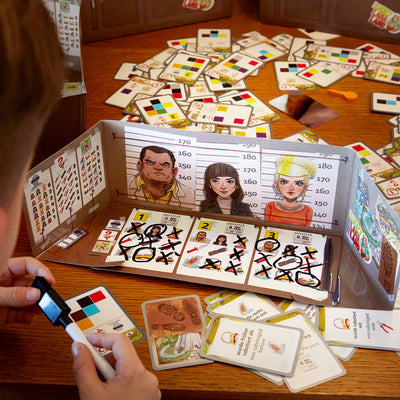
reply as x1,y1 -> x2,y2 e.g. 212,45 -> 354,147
129,145 -> 195,208
265,155 -> 317,227
200,162 -> 254,217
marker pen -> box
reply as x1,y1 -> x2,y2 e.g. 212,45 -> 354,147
32,276 -> 116,380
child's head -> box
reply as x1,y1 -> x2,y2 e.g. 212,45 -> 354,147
0,0 -> 65,209
0,0 -> 65,265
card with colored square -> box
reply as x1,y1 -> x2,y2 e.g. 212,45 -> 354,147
157,82 -> 188,101
205,52 -> 263,85
200,316 -> 303,376
124,93 -> 152,116
241,41 -> 286,64
267,311 -> 346,393
159,50 -> 210,85
371,92 -> 400,114
297,61 -> 356,87
319,307 -> 400,351
204,75 -> 247,92
230,123 -> 272,139
105,76 -> 165,109
197,28 -> 231,52
304,44 -> 363,66
233,31 -> 269,47
186,101 -> 252,127
142,295 -> 211,370
66,285 -> 145,356
345,142 -> 400,183
364,59 -> 400,86
167,37 -> 197,49
274,61 -> 317,91
221,91 -> 281,125
135,95 -> 189,128
287,38 -> 327,61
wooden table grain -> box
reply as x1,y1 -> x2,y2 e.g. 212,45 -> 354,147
1,1 -> 400,399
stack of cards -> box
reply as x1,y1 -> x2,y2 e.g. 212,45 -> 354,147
140,291 -> 361,393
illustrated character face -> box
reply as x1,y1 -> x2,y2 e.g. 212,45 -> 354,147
275,174 -> 307,200
196,231 -> 207,241
209,176 -> 236,199
138,149 -> 177,184
263,241 -> 275,252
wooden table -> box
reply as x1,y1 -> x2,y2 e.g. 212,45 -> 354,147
2,1 -> 400,399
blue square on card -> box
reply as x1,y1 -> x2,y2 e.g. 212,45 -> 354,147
84,304 -> 100,317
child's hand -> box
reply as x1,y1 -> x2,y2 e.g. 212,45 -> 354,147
72,333 -> 161,400
0,257 -> 55,324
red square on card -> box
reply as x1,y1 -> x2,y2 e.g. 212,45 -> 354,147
352,144 -> 365,152
90,290 -> 106,303
234,118 -> 244,124
248,60 -> 258,66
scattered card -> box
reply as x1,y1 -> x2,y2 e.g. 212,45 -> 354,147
186,101 -> 253,127
267,311 -> 346,393
142,295 -> 211,370
205,52 -> 263,85
371,92 -> 400,114
105,76 -> 165,108
135,95 -> 190,127
200,315 -> 303,376
319,307 -> 400,351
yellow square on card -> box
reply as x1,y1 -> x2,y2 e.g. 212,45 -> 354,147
217,105 -> 228,112
163,102 -> 174,108
359,149 -> 371,157
76,318 -> 94,331
256,127 -> 266,133
211,79 -> 220,84
134,212 -> 149,222
308,68 -> 319,75
198,220 -> 213,231
264,230 -> 279,240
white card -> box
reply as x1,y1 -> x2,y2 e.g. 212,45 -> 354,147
186,101 -> 252,127
268,311 -> 346,393
219,91 -> 281,125
105,76 -> 165,109
320,307 -> 400,351
274,61 -> 317,91
371,92 -> 400,114
297,61 -> 356,87
207,291 -> 281,321
205,52 -> 263,85
201,316 -> 303,376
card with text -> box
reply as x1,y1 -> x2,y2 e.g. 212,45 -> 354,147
200,316 -> 303,376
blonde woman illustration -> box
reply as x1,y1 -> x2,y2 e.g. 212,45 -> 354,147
265,155 -> 317,227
